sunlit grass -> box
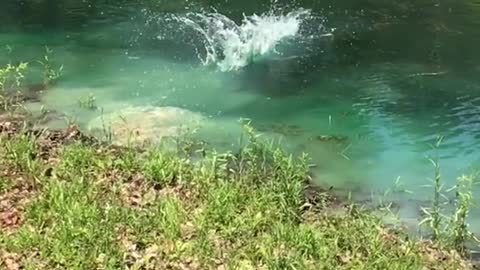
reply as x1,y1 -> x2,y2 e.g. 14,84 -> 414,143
0,124 -> 474,269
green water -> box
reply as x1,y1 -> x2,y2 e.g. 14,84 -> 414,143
2,0 -> 480,231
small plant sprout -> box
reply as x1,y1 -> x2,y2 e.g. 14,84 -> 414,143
78,93 -> 97,110
419,136 -> 446,241
0,61 -> 29,111
446,175 -> 478,256
419,136 -> 478,255
37,46 -> 63,86
0,62 -> 28,92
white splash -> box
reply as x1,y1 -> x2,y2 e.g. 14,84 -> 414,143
162,9 -> 311,71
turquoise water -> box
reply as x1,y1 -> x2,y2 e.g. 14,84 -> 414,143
1,0 -> 480,232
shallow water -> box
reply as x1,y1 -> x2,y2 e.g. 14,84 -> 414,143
1,0 -> 480,232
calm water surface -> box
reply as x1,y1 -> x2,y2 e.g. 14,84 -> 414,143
1,0 -> 480,232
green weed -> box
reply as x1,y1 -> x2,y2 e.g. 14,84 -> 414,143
445,175 -> 478,256
142,149 -> 193,185
57,143 -> 100,177
78,93 -> 97,110
0,61 -> 28,111
37,46 -> 63,86
419,137 -> 478,256
1,133 -> 42,185
0,175 -> 13,193
22,176 -> 123,268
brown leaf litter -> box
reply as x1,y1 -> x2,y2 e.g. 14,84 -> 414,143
116,226 -> 201,270
1,252 -> 20,270
0,178 -> 32,233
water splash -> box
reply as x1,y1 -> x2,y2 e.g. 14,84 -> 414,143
157,9 -> 312,71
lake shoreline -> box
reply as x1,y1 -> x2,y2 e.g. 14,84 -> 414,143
0,108 -> 476,269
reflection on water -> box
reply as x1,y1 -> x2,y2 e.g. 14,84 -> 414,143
1,0 -> 480,232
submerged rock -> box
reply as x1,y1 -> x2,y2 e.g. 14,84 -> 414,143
312,134 -> 348,144
3,83 -> 48,104
87,106 -> 204,146
256,123 -> 304,137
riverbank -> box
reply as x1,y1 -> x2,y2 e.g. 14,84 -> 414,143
0,110 -> 473,269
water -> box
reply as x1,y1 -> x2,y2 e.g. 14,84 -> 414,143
1,0 -> 480,233
157,9 -> 313,71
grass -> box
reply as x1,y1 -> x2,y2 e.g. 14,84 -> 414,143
0,120 -> 474,269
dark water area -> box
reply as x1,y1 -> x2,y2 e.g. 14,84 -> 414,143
1,0 -> 480,232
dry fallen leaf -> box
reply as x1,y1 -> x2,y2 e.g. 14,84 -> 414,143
0,209 -> 20,230
145,244 -> 159,257
95,253 -> 106,270
181,222 -> 196,240
2,253 -> 20,270
142,188 -> 157,206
